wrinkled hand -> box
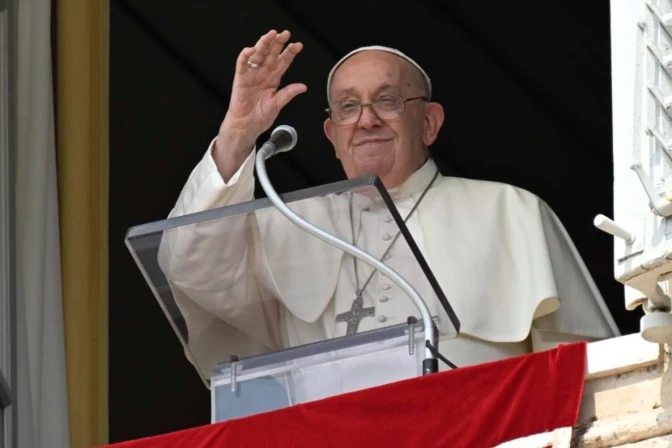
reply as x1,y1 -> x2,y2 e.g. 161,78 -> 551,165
214,30 -> 305,181
220,30 -> 306,148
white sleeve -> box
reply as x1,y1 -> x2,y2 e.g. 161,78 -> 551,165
170,137 -> 256,217
157,137 -> 282,357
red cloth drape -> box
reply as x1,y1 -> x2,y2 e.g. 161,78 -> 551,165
104,342 -> 586,448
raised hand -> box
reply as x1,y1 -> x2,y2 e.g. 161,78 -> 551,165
214,30 -> 306,181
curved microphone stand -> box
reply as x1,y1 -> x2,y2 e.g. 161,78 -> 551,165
255,125 -> 438,374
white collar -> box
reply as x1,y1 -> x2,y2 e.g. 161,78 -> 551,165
387,158 -> 440,199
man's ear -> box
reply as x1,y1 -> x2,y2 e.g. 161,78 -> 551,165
324,118 -> 340,159
423,102 -> 444,146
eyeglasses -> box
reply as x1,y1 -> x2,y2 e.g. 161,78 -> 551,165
325,95 -> 428,126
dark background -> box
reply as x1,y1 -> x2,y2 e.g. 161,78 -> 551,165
109,0 -> 633,442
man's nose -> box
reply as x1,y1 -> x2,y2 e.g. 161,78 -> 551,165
357,104 -> 381,129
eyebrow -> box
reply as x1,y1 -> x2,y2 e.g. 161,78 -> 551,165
333,84 -> 400,100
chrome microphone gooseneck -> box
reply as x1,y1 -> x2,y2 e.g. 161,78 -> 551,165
255,125 -> 438,374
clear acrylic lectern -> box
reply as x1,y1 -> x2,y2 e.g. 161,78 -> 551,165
125,175 -> 460,423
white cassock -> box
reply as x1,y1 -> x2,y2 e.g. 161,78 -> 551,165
157,139 -> 620,384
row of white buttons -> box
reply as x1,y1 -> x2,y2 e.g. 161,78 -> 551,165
377,213 -> 396,326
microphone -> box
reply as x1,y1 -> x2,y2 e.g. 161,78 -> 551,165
258,125 -> 298,159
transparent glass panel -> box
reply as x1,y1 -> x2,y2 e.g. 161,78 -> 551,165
125,176 -> 459,386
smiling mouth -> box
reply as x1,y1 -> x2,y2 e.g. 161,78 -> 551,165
354,138 -> 392,146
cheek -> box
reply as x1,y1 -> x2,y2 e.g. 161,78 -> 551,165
334,129 -> 355,156
388,121 -> 414,147
403,117 -> 426,144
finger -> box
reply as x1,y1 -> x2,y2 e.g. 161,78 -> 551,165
236,47 -> 257,75
274,42 -> 303,77
247,30 -> 278,66
274,83 -> 308,110
265,30 -> 291,65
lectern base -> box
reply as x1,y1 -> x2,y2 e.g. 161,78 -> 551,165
210,321 -> 430,423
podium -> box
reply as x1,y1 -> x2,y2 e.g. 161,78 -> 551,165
125,175 -> 460,422
100,331 -> 668,448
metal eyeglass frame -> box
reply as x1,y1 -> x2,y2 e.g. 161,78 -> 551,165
325,95 -> 428,126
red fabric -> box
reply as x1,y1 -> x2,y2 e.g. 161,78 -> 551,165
103,342 -> 586,448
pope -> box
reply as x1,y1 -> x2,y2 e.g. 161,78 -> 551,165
157,30 -> 619,378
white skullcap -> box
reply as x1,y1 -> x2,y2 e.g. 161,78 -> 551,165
326,46 -> 432,101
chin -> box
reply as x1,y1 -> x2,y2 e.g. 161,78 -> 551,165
343,145 -> 394,178
355,159 -> 392,180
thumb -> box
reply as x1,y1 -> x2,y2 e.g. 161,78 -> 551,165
274,83 -> 308,110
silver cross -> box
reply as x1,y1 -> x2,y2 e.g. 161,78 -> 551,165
335,295 -> 375,335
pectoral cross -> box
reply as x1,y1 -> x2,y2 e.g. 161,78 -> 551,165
335,295 -> 375,335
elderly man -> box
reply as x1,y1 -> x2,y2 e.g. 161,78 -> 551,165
158,30 -> 619,379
